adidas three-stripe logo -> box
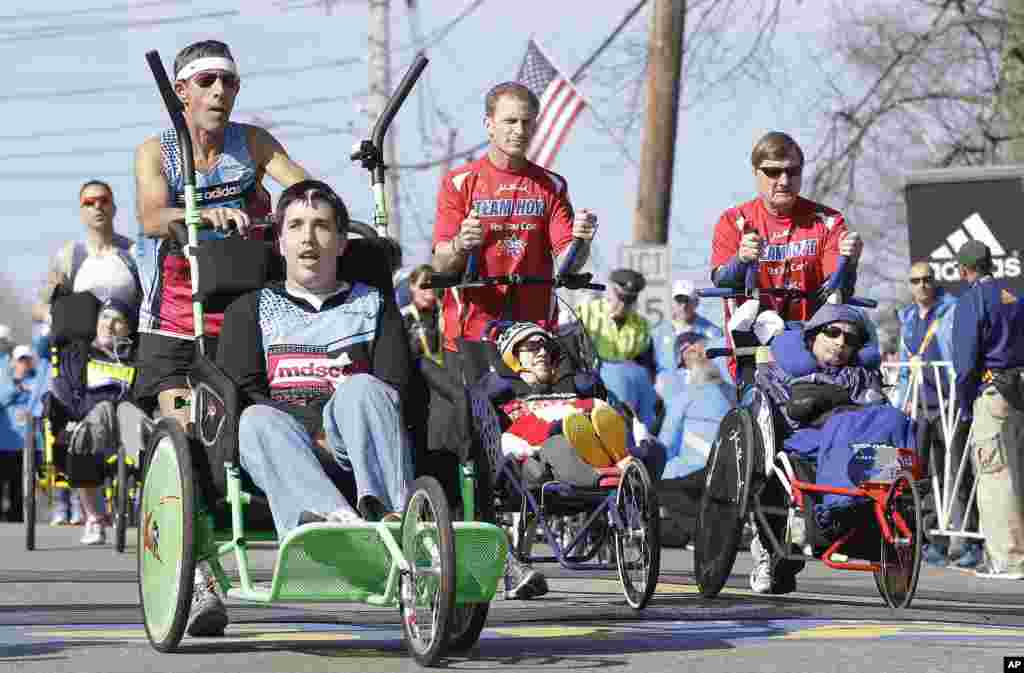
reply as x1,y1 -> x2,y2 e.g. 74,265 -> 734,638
929,213 -> 1020,280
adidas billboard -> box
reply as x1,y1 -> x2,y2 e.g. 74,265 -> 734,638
905,166 -> 1024,293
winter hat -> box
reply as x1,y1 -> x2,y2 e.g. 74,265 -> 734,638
497,322 -> 553,373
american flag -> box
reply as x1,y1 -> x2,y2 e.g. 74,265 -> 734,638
517,39 -> 587,169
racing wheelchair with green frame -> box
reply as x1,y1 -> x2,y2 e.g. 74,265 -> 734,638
121,50 -> 507,667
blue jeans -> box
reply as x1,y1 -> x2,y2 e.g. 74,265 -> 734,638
599,360 -> 657,430
239,374 -> 413,537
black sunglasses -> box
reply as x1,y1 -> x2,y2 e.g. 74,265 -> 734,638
759,165 -> 802,179
516,337 -> 558,355
819,325 -> 862,348
909,276 -> 935,285
193,72 -> 239,89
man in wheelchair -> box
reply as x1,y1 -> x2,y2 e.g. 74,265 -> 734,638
49,295 -> 137,546
481,321 -> 666,598
216,180 -> 414,537
750,303 -> 917,593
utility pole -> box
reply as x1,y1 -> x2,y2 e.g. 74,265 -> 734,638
368,0 -> 401,243
633,0 -> 684,244
1001,0 -> 1024,163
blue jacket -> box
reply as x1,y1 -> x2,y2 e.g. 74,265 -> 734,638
659,377 -> 735,478
952,275 -> 1024,418
895,290 -> 956,412
0,367 -> 38,452
650,315 -> 724,375
756,327 -> 885,433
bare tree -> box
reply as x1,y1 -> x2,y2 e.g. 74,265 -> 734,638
584,0 -> 786,147
799,0 -> 1010,306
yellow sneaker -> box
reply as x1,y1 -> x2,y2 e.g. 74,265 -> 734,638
563,413 -> 613,467
591,401 -> 628,463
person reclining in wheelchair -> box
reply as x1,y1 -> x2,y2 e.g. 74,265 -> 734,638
751,303 -> 917,590
48,295 -> 138,546
483,321 -> 666,489
216,180 -> 414,536
478,320 -> 665,600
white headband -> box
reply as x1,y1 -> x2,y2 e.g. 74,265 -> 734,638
175,57 -> 238,82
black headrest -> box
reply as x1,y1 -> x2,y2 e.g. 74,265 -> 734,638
194,238 -> 275,313
338,238 -> 396,296
50,291 -> 101,346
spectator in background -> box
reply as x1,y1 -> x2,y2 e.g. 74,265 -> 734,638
659,332 -> 735,479
894,261 -> 972,567
31,180 -> 137,527
31,180 -> 140,325
401,264 -> 443,366
576,268 -> 658,429
951,240 -> 1024,579
652,280 -> 723,397
0,346 -> 39,522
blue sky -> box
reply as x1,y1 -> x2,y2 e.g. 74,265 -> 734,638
0,0 -> 831,316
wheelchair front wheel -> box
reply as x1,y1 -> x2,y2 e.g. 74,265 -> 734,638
615,459 -> 661,609
695,407 -> 756,598
875,473 -> 922,609
138,420 -> 196,652
400,476 -> 456,666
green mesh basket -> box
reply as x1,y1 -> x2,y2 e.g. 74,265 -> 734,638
259,521 -> 506,604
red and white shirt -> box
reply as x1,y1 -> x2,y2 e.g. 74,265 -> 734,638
710,196 -> 848,322
433,156 -> 575,351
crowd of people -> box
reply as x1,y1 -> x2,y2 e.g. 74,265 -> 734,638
1,34 -> 1022,647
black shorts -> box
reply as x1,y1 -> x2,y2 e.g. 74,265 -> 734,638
133,332 -> 220,409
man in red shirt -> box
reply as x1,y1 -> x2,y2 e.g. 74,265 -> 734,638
710,131 -> 862,322
709,131 -> 863,596
431,81 -> 598,355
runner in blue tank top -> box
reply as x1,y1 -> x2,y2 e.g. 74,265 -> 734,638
131,38 -> 310,640
133,39 -> 309,432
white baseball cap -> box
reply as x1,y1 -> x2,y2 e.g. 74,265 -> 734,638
12,344 -> 33,361
672,279 -> 695,299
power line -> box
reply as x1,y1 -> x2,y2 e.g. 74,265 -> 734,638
0,0 -> 189,23
1,58 -> 362,105
1,9 -> 239,43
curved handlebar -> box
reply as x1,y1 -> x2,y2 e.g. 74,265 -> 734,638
350,53 -> 429,187
463,236 -> 584,286
426,271 -> 604,293
371,54 -> 427,187
145,51 -> 195,190
699,253 -> 877,307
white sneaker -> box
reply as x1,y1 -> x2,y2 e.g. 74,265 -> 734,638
749,532 -> 773,594
80,520 -> 107,546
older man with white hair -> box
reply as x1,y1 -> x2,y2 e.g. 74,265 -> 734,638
651,279 -> 724,398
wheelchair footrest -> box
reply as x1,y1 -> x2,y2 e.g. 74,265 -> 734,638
252,521 -> 506,605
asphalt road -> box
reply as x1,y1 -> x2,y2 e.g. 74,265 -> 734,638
1,523 -> 1022,673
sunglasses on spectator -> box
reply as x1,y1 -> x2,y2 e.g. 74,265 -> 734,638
80,196 -> 111,208
758,165 -> 802,179
193,72 -> 239,89
909,275 -> 935,285
820,325 -> 862,348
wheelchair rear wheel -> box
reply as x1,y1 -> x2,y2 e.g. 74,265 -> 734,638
138,420 -> 196,652
115,446 -> 130,553
874,473 -> 922,609
400,476 -> 456,666
696,407 -> 756,598
615,459 -> 661,609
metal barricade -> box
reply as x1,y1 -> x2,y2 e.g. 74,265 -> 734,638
882,359 -> 983,543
